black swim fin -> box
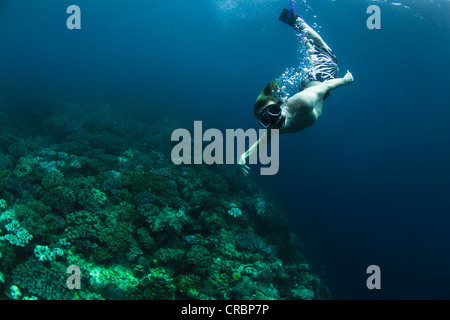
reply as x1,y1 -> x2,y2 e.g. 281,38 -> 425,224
278,8 -> 299,28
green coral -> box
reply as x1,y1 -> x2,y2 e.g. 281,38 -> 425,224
77,187 -> 108,210
12,259 -> 77,300
136,227 -> 155,250
0,169 -> 12,194
186,244 -> 211,275
231,271 -> 241,281
155,248 -> 186,264
64,209 -> 135,263
138,204 -> 185,234
88,264 -> 139,293
137,268 -> 176,299
63,210 -> 102,258
41,186 -> 76,214
13,157 -> 34,178
173,274 -> 200,298
40,172 -> 66,190
126,172 -> 168,195
13,202 -> 61,243
0,219 -> 33,247
0,103 -> 331,300
97,221 -> 134,262
197,169 -> 229,195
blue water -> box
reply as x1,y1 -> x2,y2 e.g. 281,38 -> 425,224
0,0 -> 449,299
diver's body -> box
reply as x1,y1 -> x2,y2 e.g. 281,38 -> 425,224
239,11 -> 353,174
281,76 -> 353,133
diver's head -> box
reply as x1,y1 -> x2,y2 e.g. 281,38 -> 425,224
258,101 -> 286,129
254,81 -> 286,129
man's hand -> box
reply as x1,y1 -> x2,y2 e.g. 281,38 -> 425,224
239,154 -> 250,176
343,70 -> 354,84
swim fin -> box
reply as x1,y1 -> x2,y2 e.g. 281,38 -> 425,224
278,8 -> 299,28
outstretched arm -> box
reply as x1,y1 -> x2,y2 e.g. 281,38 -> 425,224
238,131 -> 272,176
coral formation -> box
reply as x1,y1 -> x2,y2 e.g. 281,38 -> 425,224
0,102 -> 330,300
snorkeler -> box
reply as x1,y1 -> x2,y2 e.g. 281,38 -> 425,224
239,7 -> 354,175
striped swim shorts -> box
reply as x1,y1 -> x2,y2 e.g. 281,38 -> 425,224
299,45 -> 339,99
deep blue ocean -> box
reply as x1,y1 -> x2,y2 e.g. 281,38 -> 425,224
0,0 -> 449,300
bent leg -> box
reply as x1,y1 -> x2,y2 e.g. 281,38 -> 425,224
295,18 -> 331,52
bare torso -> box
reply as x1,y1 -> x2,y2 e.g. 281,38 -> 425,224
281,81 -> 324,133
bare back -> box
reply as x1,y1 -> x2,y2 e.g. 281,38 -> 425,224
281,81 -> 324,133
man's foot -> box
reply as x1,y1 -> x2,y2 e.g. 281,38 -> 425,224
343,70 -> 354,84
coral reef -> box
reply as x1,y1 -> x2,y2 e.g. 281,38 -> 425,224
0,102 -> 330,300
